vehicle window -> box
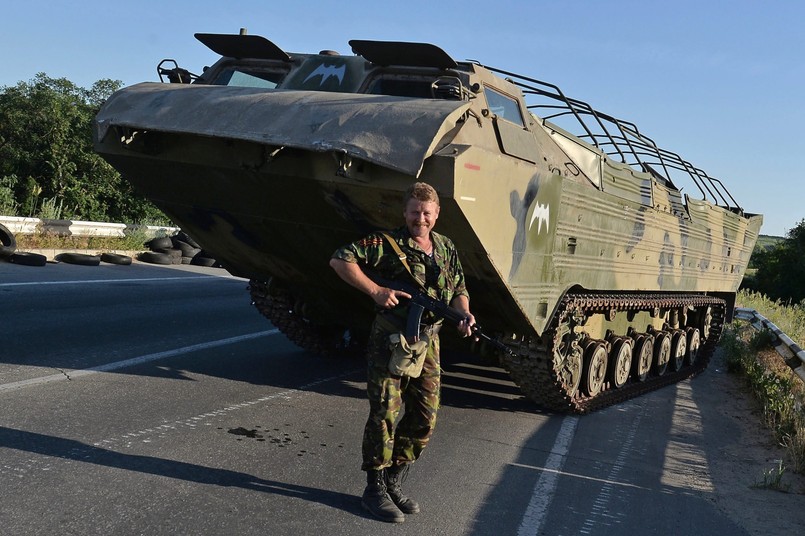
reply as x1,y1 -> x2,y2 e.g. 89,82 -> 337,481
212,69 -> 286,88
367,78 -> 435,98
367,77 -> 433,99
485,87 -> 524,126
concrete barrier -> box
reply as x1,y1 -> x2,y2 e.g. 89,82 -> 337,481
0,215 -> 177,238
734,307 -> 805,383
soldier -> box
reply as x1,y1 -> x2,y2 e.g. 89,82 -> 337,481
329,181 -> 475,523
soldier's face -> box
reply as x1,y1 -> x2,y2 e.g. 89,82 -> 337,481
404,199 -> 440,239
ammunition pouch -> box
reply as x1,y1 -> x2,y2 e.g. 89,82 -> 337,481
387,333 -> 430,378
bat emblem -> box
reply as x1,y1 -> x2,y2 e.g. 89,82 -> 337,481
303,63 -> 346,86
528,202 -> 550,234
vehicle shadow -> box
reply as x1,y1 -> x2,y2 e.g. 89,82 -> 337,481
0,425 -> 360,516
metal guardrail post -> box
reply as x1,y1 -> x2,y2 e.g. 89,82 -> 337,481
734,307 -> 805,382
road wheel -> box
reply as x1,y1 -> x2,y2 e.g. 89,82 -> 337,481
653,332 -> 671,376
685,328 -> 701,366
581,341 -> 608,397
669,331 -> 687,371
632,335 -> 653,382
608,338 -> 632,389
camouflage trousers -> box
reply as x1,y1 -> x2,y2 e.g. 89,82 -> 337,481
361,317 -> 441,471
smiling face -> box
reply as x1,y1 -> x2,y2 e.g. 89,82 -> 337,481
404,198 -> 440,240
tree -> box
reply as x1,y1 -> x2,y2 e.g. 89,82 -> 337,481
752,219 -> 805,303
0,73 -> 165,223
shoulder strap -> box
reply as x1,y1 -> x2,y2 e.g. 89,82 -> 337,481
380,232 -> 424,289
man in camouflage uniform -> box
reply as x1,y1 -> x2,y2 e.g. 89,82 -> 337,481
330,182 -> 475,523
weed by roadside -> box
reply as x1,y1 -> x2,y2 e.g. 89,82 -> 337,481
14,228 -> 153,252
751,460 -> 791,492
722,323 -> 805,478
738,290 -> 805,348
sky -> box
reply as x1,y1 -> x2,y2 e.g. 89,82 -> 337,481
2,0 -> 802,237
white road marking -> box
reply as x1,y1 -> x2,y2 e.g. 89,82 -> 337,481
0,368 -> 360,479
509,463 -> 651,491
577,406 -> 645,534
0,330 -> 280,393
517,416 -> 579,535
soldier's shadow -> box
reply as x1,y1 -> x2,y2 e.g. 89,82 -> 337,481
0,426 -> 357,514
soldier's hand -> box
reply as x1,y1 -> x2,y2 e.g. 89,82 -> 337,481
372,287 -> 412,309
457,313 -> 477,338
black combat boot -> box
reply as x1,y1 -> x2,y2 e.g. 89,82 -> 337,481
385,464 -> 420,514
362,469 -> 405,523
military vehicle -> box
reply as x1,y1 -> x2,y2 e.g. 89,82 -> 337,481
93,30 -> 762,413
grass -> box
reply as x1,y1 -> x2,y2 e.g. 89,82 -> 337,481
723,290 -> 805,479
751,460 -> 790,492
738,290 -> 805,348
14,228 -> 156,252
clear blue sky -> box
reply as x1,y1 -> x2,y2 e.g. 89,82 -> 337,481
2,0 -> 802,237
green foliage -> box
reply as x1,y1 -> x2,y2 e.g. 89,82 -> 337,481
739,290 -> 805,348
722,320 -> 805,473
0,74 -> 166,224
750,220 -> 805,303
0,175 -> 18,214
748,235 -> 785,269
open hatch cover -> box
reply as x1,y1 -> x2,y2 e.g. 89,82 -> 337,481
349,40 -> 457,69
195,33 -> 291,61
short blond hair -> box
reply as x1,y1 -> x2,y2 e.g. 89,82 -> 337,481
403,182 -> 439,206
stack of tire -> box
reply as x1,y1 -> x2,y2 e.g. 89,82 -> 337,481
0,222 -> 47,267
138,231 -> 219,267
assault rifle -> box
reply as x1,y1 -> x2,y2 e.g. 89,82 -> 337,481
367,273 -> 516,357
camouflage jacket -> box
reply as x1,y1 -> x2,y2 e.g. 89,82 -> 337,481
331,226 -> 469,326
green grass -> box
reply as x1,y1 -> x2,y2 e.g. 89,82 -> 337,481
14,228 -> 155,252
738,290 -> 805,348
723,292 -> 805,476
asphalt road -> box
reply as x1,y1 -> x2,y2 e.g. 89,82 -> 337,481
0,260 -> 801,535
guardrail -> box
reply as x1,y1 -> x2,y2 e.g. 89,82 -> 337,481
0,215 -> 177,238
734,307 -> 805,383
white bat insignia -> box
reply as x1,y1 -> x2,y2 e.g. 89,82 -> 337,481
303,63 -> 346,86
528,202 -> 550,234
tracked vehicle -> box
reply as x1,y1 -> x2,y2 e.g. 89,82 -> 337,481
94,31 -> 762,413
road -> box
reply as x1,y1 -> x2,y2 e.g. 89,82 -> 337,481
0,260 -> 802,535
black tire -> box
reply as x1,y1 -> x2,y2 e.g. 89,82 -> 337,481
9,251 -> 47,267
138,251 -> 174,265
100,253 -> 132,265
173,240 -> 201,258
0,223 -> 16,258
190,255 -> 217,267
55,253 -> 101,266
173,232 -> 200,249
146,236 -> 173,250
153,247 -> 182,264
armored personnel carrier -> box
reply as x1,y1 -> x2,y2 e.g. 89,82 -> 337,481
94,30 -> 762,413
